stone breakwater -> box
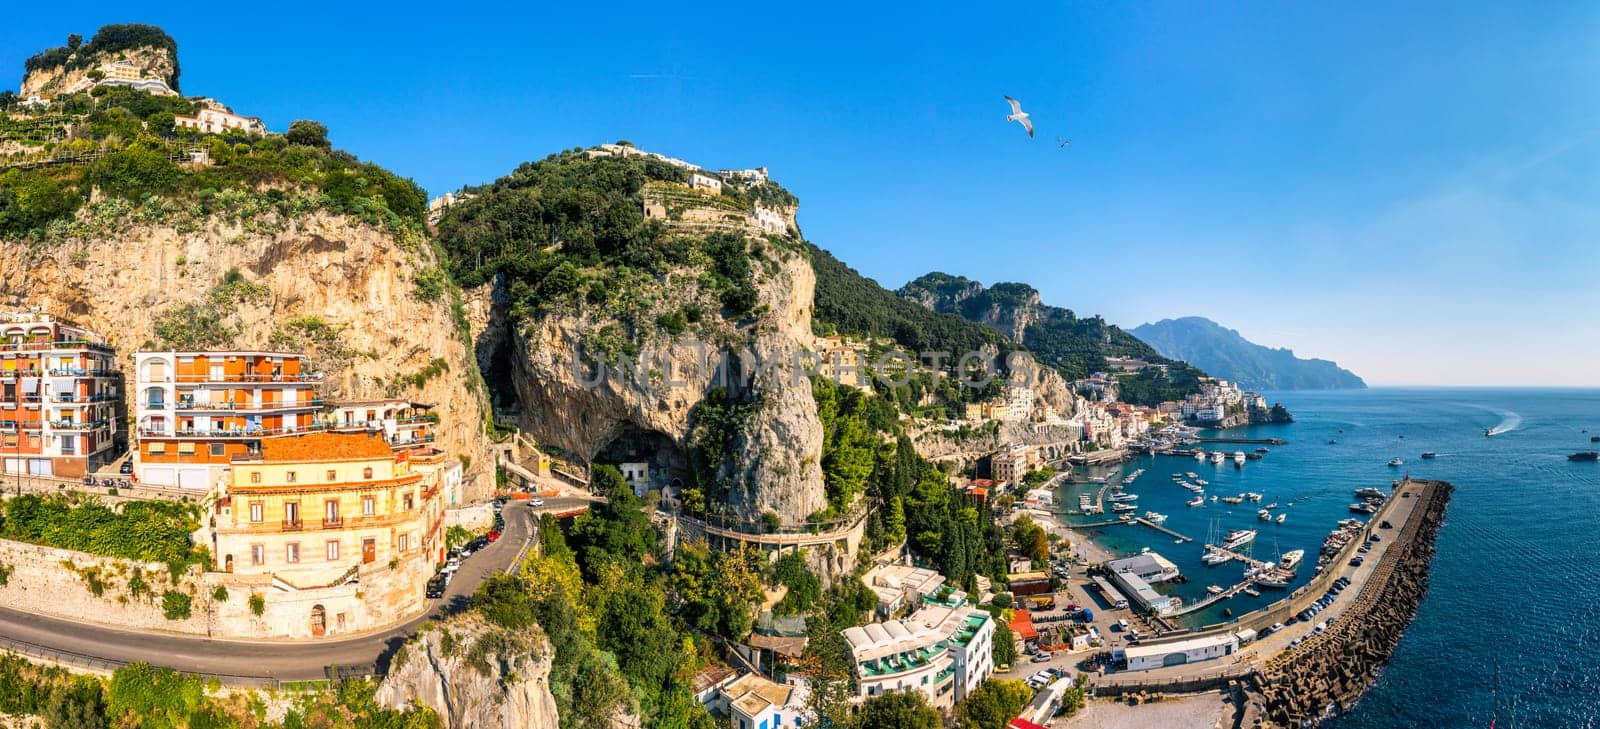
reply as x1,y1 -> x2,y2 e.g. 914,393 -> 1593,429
1242,479 -> 1453,728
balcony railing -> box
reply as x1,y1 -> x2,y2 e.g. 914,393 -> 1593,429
174,399 -> 324,411
0,340 -> 113,354
53,393 -> 119,403
48,419 -> 111,431
46,368 -> 119,377
169,373 -> 324,384
282,519 -> 303,531
138,424 -> 329,439
0,421 -> 43,431
322,516 -> 343,528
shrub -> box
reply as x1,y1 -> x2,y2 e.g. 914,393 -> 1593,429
161,590 -> 191,620
210,585 -> 228,602
248,592 -> 265,616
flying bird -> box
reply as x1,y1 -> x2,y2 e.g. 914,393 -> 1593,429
1003,96 -> 1033,137
1056,136 -> 1071,148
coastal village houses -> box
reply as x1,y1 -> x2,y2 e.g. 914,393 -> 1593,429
173,98 -> 265,136
842,589 -> 996,710
0,312 -> 121,479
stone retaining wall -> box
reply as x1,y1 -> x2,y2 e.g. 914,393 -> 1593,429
0,536 -> 431,641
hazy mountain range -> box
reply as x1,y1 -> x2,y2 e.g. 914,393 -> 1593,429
1132,317 -> 1366,391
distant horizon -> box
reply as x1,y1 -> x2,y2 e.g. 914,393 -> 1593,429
4,4 -> 1596,387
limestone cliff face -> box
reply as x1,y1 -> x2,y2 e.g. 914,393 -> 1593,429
0,212 -> 494,497
377,614 -> 559,729
476,244 -> 827,522
22,44 -> 178,97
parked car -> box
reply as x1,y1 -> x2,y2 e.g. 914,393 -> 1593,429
425,575 -> 448,599
487,530 -> 501,542
1031,652 -> 1053,663
530,498 -> 545,507
118,460 -> 134,475
1379,520 -> 1393,529
1349,556 -> 1365,567
441,558 -> 461,575
471,536 -> 489,551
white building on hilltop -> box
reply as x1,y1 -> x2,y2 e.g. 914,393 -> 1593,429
714,672 -> 810,729
174,99 -> 265,136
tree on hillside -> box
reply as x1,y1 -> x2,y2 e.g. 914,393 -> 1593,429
956,679 -> 1034,729
853,690 -> 942,729
991,622 -> 1018,668
285,119 -> 330,148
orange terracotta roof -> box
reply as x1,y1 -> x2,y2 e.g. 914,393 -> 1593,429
1009,609 -> 1038,641
258,431 -> 394,462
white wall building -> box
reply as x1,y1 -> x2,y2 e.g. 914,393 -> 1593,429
174,102 -> 265,136
1122,632 -> 1240,671
842,601 -> 994,710
689,173 -> 723,194
714,672 -> 810,729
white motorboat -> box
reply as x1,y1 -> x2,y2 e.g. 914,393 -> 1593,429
1143,512 -> 1168,524
1276,513 -> 1286,524
1206,585 -> 1225,596
1222,529 -> 1257,550
1279,549 -> 1305,570
1186,496 -> 1205,507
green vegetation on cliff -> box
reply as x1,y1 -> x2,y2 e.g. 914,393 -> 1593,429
0,88 -> 425,246
898,273 -> 1205,395
0,493 -> 205,567
24,24 -> 182,88
434,150 -> 795,341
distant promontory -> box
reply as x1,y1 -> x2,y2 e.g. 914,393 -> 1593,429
1132,317 -> 1366,391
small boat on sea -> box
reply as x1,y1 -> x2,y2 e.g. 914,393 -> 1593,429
1568,452 -> 1600,462
1194,479 -> 1208,486
1421,452 -> 1438,459
1591,436 -> 1600,443
1112,503 -> 1137,513
1279,549 -> 1305,570
1107,493 -> 1139,502
1256,447 -> 1270,454
1187,496 -> 1205,507
1388,457 -> 1404,467
1210,495 -> 1218,503
1233,451 -> 1247,466
1276,513 -> 1286,524
1243,587 -> 1261,598
1258,509 -> 1272,521
1211,452 -> 1227,465
1246,492 -> 1263,503
1206,585 -> 1224,596
1355,487 -> 1386,499
1350,502 -> 1378,515
1186,472 -> 1199,479
1256,572 -> 1292,589
1089,476 -> 1108,484
1263,502 -> 1278,509
1222,495 -> 1244,504
1144,512 -> 1168,524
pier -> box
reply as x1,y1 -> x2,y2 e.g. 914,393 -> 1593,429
1197,437 -> 1288,445
1135,518 -> 1193,543
1200,544 -> 1272,571
1058,517 -> 1194,543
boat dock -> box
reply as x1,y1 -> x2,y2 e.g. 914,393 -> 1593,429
1197,437 -> 1288,445
1201,544 -> 1272,571
1136,518 -> 1194,543
1070,449 -> 1129,465
1167,576 -> 1258,617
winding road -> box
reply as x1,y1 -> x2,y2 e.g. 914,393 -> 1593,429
0,497 -> 593,684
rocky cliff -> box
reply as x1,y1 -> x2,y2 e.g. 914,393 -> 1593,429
0,212 -> 495,497
376,613 -> 559,729
21,25 -> 180,97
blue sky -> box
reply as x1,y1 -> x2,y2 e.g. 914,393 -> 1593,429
5,2 -> 1598,385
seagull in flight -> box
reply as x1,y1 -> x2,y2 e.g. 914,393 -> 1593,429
1003,96 -> 1033,137
1056,136 -> 1071,148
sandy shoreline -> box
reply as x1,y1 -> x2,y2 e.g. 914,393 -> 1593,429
1028,510 -> 1118,565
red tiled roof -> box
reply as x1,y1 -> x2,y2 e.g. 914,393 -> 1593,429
259,431 -> 393,462
1009,610 -> 1038,641
1009,719 -> 1048,729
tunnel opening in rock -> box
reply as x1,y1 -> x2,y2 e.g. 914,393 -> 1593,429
593,425 -> 689,499
480,330 -> 521,418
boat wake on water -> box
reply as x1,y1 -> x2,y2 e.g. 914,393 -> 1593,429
1473,406 -> 1523,436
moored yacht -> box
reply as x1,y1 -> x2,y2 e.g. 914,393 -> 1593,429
1211,452 -> 1227,465
1194,451 -> 1207,462
1258,509 -> 1272,521
1187,495 -> 1205,507
1112,502 -> 1137,513
1279,549 -> 1305,570
1206,585 -> 1225,596
1144,511 -> 1168,524
1107,493 -> 1139,502
1222,529 -> 1257,550
1275,513 -> 1286,524
1234,451 -> 1247,466
1186,472 -> 1200,479
1388,457 -> 1404,467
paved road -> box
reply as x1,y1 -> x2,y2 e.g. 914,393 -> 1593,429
0,497 -> 592,682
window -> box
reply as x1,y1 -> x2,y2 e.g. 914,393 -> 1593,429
398,533 -> 410,552
177,442 -> 195,455
286,543 -> 300,563
250,544 -> 265,565
324,499 -> 339,524
286,471 -> 297,483
326,540 -> 340,561
210,443 -> 225,457
362,496 -> 375,516
250,471 -> 261,484
285,501 -> 300,524
326,469 -> 337,481
363,467 -> 373,479
403,492 -> 414,510
249,501 -> 264,523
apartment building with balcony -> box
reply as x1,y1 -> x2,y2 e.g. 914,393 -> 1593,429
842,595 -> 996,710
209,431 -> 443,637
0,312 -> 121,478
133,351 -> 322,490
325,399 -> 437,452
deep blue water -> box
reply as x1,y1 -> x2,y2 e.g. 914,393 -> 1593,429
1056,388 -> 1600,728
